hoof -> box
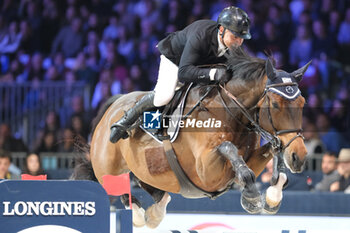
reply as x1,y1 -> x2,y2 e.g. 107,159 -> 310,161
144,207 -> 163,229
131,203 -> 146,227
240,192 -> 263,214
262,193 -> 281,215
144,193 -> 171,229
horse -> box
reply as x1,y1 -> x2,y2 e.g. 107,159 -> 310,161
72,49 -> 310,228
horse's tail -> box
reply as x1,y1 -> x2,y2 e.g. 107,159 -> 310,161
70,94 -> 124,182
69,136 -> 97,181
91,94 -> 124,136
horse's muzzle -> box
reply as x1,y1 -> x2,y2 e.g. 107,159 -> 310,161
290,152 -> 305,173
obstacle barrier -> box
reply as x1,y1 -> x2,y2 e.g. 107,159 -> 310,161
3,175 -> 348,233
161,230 -> 276,233
0,179 -> 132,233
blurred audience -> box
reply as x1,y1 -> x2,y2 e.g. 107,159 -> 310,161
35,131 -> 58,153
58,128 -> 75,152
23,152 -> 45,176
0,123 -> 27,152
69,114 -> 88,141
337,8 -> 350,65
0,149 -> 20,179
303,121 -> 325,156
316,113 -> 349,154
258,158 -> 274,191
330,148 -> 350,193
51,17 -> 84,58
315,152 -> 340,192
289,24 -> 313,68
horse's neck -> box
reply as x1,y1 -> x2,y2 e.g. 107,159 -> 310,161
185,79 -> 266,121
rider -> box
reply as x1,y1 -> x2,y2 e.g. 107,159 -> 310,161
110,6 -> 251,143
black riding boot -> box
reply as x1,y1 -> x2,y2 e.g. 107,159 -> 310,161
110,92 -> 155,143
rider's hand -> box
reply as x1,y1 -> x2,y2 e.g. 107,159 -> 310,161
214,68 -> 231,83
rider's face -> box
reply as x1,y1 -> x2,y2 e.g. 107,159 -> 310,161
219,26 -> 244,48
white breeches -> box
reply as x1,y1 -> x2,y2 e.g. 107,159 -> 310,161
153,55 -> 179,107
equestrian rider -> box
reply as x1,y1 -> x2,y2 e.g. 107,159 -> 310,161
110,6 -> 251,143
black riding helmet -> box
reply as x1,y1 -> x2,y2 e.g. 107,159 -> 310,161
217,6 -> 251,40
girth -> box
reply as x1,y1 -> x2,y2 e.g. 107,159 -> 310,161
163,138 -> 233,200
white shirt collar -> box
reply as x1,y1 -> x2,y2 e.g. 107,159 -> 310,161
217,32 -> 228,57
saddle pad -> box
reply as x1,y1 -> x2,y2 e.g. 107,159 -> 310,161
166,83 -> 193,142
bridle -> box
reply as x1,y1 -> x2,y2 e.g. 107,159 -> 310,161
264,83 -> 304,150
219,82 -> 304,153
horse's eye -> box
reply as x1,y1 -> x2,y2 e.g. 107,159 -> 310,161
272,102 -> 280,109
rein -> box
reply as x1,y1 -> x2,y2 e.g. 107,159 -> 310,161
219,82 -> 304,153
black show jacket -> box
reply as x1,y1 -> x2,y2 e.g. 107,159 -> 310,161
157,20 -> 227,82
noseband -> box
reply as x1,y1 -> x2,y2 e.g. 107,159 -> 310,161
219,82 -> 304,153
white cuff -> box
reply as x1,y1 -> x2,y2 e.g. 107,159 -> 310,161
209,68 -> 217,81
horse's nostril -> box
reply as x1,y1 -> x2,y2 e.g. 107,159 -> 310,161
292,152 -> 299,167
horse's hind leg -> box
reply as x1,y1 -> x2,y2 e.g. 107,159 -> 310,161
217,141 -> 262,214
120,194 -> 146,227
138,180 -> 171,229
121,179 -> 171,228
145,192 -> 171,228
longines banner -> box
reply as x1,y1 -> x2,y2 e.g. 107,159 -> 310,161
0,180 -> 110,233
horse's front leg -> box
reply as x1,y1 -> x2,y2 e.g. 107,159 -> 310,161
217,141 -> 262,214
263,153 -> 288,214
245,144 -> 288,214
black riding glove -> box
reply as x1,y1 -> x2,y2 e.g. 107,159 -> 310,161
214,68 -> 231,83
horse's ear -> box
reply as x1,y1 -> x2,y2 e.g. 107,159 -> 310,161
265,59 -> 276,80
292,60 -> 312,82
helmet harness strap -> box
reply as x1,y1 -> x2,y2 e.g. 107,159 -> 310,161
220,27 -> 228,49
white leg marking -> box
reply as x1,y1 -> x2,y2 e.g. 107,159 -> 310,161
266,172 -> 287,207
145,193 -> 171,229
128,203 -> 146,227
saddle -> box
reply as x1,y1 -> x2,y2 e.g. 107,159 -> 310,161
136,64 -> 225,142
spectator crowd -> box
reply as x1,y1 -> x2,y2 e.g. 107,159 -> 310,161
0,0 -> 349,188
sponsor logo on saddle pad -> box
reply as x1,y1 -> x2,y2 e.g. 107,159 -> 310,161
143,111 -> 222,129
1,201 -> 96,216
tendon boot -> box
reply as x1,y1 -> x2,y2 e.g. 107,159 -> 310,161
110,92 -> 155,143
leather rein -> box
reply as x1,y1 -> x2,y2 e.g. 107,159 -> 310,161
219,82 -> 304,153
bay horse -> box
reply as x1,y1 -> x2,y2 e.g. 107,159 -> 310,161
72,49 -> 310,228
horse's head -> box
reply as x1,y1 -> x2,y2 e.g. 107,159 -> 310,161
257,59 -> 311,173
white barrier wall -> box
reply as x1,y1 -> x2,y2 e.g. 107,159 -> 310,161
131,213 -> 350,233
